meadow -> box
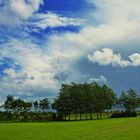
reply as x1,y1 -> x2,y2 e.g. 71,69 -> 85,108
0,117 -> 140,140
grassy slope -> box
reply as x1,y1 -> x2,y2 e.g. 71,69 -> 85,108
0,117 -> 140,140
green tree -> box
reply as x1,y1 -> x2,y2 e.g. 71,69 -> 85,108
23,102 -> 32,112
52,84 -> 72,120
119,89 -> 139,112
52,97 -> 64,120
90,82 -> 103,119
82,83 -> 94,120
52,82 -> 117,121
3,95 -> 14,112
69,83 -> 79,120
39,98 -> 50,112
102,84 -> 117,117
2,95 -> 14,120
34,101 -> 39,112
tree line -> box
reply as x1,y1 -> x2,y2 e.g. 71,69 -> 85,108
52,82 -> 140,120
0,95 -> 50,121
0,82 -> 140,121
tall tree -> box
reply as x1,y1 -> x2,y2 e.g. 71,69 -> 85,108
39,98 -> 50,112
3,95 -> 14,112
119,89 -> 139,112
52,82 -> 117,121
34,101 -> 39,112
102,84 -> 117,117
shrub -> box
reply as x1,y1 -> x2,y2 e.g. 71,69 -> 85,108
111,111 -> 137,118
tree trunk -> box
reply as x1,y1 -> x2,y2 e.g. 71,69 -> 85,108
90,113 -> 93,120
86,113 -> 88,120
64,114 -> 67,121
107,110 -> 110,118
96,112 -> 99,119
75,113 -> 77,121
99,112 -> 102,119
80,113 -> 82,120
68,113 -> 70,121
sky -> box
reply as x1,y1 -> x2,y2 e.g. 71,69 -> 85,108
0,0 -> 140,103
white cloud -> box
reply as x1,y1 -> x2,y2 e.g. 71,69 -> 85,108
28,12 -> 85,30
47,17 -> 140,61
129,53 -> 140,66
88,48 -> 140,67
9,0 -> 42,19
90,0 -> 140,24
88,75 -> 108,85
0,38 -> 77,98
46,0 -> 140,70
3,68 -> 31,81
0,0 -> 42,25
0,35 -> 92,100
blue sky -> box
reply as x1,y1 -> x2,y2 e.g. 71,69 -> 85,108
0,0 -> 140,103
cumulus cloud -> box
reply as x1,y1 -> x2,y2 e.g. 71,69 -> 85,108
88,48 -> 140,67
129,53 -> 140,66
0,0 -> 43,25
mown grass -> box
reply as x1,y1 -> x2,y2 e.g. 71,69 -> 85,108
0,117 -> 140,140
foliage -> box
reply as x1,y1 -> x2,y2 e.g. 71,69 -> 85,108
0,82 -> 139,121
111,111 -> 137,118
39,98 -> 50,112
119,89 -> 139,112
53,82 -> 117,120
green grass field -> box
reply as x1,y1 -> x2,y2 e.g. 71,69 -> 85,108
0,117 -> 140,140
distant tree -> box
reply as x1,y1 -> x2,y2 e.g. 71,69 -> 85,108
52,97 -> 63,120
52,82 -> 117,120
102,84 -> 117,117
119,89 -> 139,112
13,98 -> 24,112
3,95 -> 14,112
69,83 -> 80,120
22,101 -> 32,121
52,84 -> 72,120
82,83 -> 95,120
2,95 -> 15,120
89,82 -> 116,119
39,98 -> 50,112
60,84 -> 73,120
34,101 -> 39,112
23,101 -> 32,112
137,97 -> 140,106
94,82 -> 104,119
71,83 -> 85,120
